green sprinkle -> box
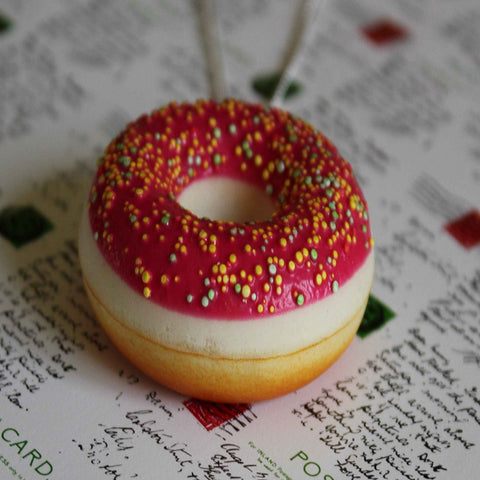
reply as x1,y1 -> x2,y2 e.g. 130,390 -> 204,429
186,294 -> 193,303
169,253 -> 177,262
330,221 -> 336,230
201,296 -> 209,307
229,124 -> 237,134
204,278 -> 210,286
266,184 -> 273,195
118,156 -> 130,166
235,283 -> 242,294
213,153 -> 222,165
213,127 -> 221,138
208,289 -> 215,300
277,161 -> 285,173
332,280 -> 339,293
310,249 -> 318,261
93,232 -> 99,241
268,264 -> 277,275
296,293 -> 305,306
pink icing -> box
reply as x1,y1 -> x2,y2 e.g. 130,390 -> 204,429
88,99 -> 373,319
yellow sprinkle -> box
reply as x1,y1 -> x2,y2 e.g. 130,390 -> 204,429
295,251 -> 304,263
229,253 -> 237,263
257,304 -> 264,313
275,274 -> 282,286
241,285 -> 251,298
143,287 -> 151,298
315,273 -> 323,285
161,274 -> 168,285
209,244 -> 216,254
279,238 -> 287,247
142,271 -> 151,283
288,260 -> 296,272
255,265 -> 263,276
219,264 -> 227,275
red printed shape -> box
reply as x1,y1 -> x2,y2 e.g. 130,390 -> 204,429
361,18 -> 409,46
445,210 -> 480,249
183,398 -> 250,431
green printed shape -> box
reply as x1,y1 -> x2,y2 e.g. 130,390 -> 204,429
252,72 -> 302,101
357,294 -> 395,338
0,12 -> 13,34
0,205 -> 54,247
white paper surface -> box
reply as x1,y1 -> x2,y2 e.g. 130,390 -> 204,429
0,1 -> 479,479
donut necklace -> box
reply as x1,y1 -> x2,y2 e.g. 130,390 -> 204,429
79,98 -> 374,402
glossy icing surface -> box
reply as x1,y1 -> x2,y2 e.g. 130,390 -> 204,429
87,99 -> 373,319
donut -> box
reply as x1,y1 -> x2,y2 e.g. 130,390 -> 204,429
79,99 -> 374,403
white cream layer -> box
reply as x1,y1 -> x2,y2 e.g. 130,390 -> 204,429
79,207 -> 374,359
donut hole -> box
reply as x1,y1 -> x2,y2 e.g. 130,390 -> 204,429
178,176 -> 276,223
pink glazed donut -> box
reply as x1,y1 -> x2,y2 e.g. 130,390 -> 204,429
79,99 -> 374,402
